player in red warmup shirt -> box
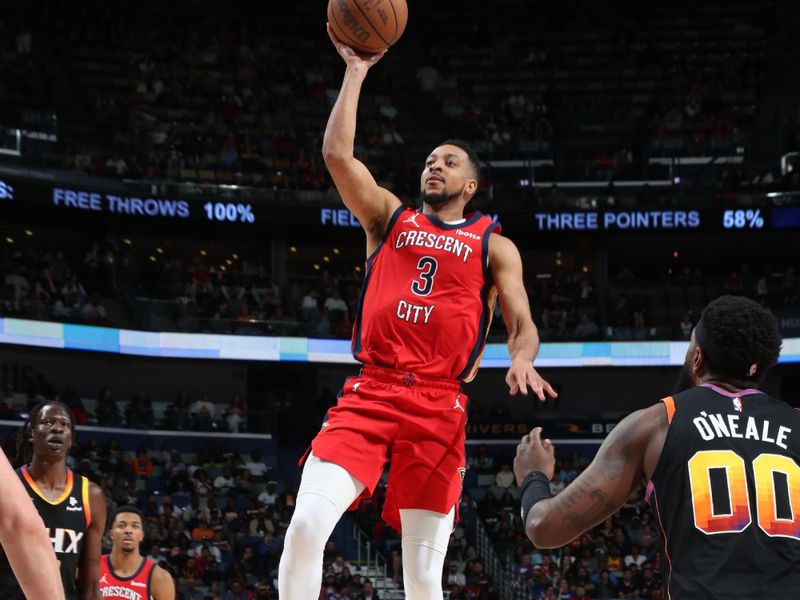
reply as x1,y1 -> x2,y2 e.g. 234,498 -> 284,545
278,26 -> 556,600
99,506 -> 174,600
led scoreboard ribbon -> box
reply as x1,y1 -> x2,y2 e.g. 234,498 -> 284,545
203,202 -> 256,224
722,209 -> 766,230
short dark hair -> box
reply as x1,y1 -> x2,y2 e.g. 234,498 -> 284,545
700,295 -> 782,382
113,505 -> 145,527
439,139 -> 481,182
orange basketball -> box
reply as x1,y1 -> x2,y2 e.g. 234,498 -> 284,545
327,0 -> 408,54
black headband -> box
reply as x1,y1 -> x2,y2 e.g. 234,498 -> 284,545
695,319 -> 759,379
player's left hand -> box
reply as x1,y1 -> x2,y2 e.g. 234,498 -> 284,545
506,359 -> 557,401
514,427 -> 555,483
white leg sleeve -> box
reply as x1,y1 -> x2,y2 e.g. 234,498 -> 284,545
400,507 -> 455,600
278,454 -> 366,599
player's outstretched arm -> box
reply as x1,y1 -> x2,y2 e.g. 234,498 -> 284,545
514,404 -> 667,548
0,449 -> 65,600
323,24 -> 401,249
489,234 -> 556,401
78,481 -> 107,600
151,564 -> 176,600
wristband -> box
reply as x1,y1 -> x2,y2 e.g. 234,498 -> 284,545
520,470 -> 552,522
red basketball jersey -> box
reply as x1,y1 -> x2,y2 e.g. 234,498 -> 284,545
353,206 -> 500,381
99,554 -> 155,600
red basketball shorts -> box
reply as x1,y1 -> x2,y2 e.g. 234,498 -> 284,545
305,365 -> 468,532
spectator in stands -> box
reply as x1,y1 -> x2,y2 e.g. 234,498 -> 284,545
193,469 -> 213,497
165,391 -> 192,430
190,392 -> 215,431
0,384 -> 17,419
213,467 -> 235,494
61,386 -> 89,425
465,560 -> 492,597
468,444 -> 495,473
331,553 -> 353,575
243,450 -> 268,480
548,471 -> 566,496
676,312 -> 693,340
301,289 -> 320,322
191,513 -> 215,541
573,312 -> 600,340
624,543 -> 647,569
494,463 -> 515,489
444,560 -> 466,587
258,480 -> 279,506
61,272 -> 86,309
159,497 -> 182,520
95,385 -> 122,426
133,449 -> 153,478
80,293 -> 108,324
323,288 -> 349,321
224,393 -> 248,433
593,569 -> 617,599
617,567 -> 639,598
359,579 -> 379,600
571,584 -> 592,600
723,270 -> 744,292
126,391 -> 155,429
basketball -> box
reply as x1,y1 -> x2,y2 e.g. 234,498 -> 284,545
327,0 -> 408,54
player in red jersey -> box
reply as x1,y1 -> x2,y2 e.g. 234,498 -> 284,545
100,506 -> 174,600
278,27 -> 556,600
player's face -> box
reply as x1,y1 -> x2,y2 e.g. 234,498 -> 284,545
419,145 -> 477,206
31,404 -> 73,458
110,513 -> 145,554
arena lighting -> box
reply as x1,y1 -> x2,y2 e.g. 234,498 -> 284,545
781,152 -> 799,175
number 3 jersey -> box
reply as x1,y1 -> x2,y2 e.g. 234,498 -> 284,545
353,207 -> 500,382
648,384 -> 800,599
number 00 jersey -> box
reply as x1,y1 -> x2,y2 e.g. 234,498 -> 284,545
0,467 -> 92,600
648,384 -> 800,599
353,207 -> 500,382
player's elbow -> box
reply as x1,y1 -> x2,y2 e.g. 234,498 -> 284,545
322,144 -> 351,167
525,515 -> 561,549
